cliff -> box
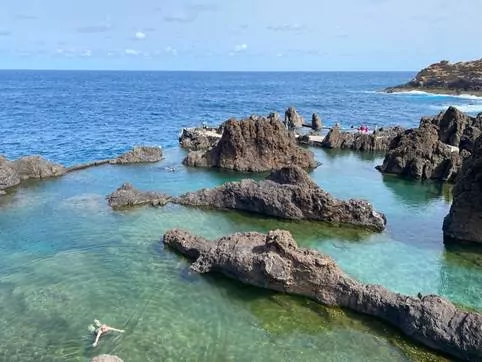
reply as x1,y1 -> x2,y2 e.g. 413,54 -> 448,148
386,59 -> 482,96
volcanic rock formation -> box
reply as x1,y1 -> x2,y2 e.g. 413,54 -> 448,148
284,107 -> 304,130
110,146 -> 163,164
106,183 -> 171,209
163,229 -> 482,361
175,166 -> 386,231
0,155 -> 66,194
183,115 -> 318,172
179,127 -> 222,150
443,134 -> 482,244
377,107 -> 482,181
321,126 -> 404,152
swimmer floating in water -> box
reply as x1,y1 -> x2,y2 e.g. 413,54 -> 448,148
89,319 -> 125,347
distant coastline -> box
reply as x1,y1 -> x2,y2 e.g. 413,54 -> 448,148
385,59 -> 482,98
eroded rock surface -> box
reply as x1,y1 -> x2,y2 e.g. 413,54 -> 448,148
163,229 -> 482,361
386,59 -> 482,96
107,183 -> 171,209
176,166 -> 386,231
377,107 -> 482,181
183,116 -> 318,172
443,135 -> 482,244
321,126 -> 404,152
284,107 -> 304,129
0,155 -> 66,194
311,113 -> 322,131
179,127 -> 222,151
110,146 -> 163,164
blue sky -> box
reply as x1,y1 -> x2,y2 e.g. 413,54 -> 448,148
0,0 -> 481,71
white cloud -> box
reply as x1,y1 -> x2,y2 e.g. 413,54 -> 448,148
233,44 -> 248,53
267,24 -> 304,32
135,31 -> 146,40
81,49 -> 92,57
165,46 -> 178,56
125,48 -> 140,56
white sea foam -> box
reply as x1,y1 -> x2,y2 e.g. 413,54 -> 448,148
429,104 -> 482,113
388,90 -> 482,100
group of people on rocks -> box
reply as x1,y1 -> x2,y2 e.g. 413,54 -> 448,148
358,124 -> 370,133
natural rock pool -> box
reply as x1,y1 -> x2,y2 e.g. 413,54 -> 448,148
1,147 -> 480,361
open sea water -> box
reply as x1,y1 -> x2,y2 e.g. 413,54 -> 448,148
0,71 -> 481,361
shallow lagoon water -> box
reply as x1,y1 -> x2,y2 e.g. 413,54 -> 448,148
0,147 -> 481,361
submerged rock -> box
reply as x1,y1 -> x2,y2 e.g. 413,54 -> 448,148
110,146 -> 163,164
179,127 -> 222,150
176,166 -> 386,231
377,107 -> 482,182
91,355 -> 124,362
183,116 -> 318,172
385,59 -> 482,96
321,126 -> 404,152
107,183 -> 171,209
163,229 -> 482,361
443,135 -> 482,245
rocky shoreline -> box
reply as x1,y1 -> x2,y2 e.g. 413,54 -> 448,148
385,59 -> 482,96
0,146 -> 163,196
163,229 -> 482,361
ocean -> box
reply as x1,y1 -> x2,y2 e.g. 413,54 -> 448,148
2,70 -> 482,165
0,71 -> 481,362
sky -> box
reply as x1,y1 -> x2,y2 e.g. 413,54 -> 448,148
0,0 -> 481,71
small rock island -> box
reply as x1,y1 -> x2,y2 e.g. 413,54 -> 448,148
385,59 -> 482,96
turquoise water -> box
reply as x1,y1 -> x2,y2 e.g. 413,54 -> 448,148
0,147 -> 480,361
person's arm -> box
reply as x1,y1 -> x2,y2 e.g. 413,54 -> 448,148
107,327 -> 125,333
92,330 -> 102,347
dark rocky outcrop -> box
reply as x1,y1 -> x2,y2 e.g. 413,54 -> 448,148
163,229 -> 482,361
13,156 -> 66,179
1,146 -> 164,196
91,355 -> 124,362
0,156 -> 21,194
443,135 -> 482,245
377,107 -> 482,182
110,146 -> 163,164
176,166 -> 386,231
183,116 -> 318,172
312,113 -> 322,131
284,107 -> 304,130
0,155 -> 66,194
386,59 -> 482,96
179,127 -> 222,151
107,183 -> 171,209
321,126 -> 404,152
431,106 -> 482,152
